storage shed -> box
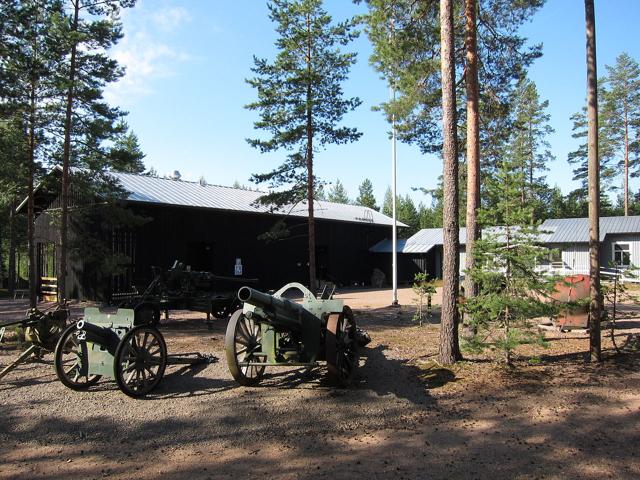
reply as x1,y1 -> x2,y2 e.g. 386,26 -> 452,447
26,168 -> 402,300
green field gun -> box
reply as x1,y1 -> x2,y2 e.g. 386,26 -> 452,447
0,305 -> 70,381
225,282 -> 359,387
54,307 -> 213,398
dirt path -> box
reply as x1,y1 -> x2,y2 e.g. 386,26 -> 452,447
1,293 -> 639,479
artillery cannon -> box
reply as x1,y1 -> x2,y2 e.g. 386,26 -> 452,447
54,307 -> 211,397
0,305 -> 69,381
225,283 -> 358,387
113,260 -> 259,325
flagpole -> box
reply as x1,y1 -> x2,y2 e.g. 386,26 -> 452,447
391,85 -> 399,306
390,17 -> 399,307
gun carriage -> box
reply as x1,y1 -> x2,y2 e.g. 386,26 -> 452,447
225,282 -> 359,386
114,261 -> 259,325
54,307 -> 211,397
0,305 -> 70,381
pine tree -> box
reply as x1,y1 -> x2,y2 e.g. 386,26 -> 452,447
356,178 -> 378,210
362,0 -> 544,156
439,0 -> 462,364
246,0 -> 361,292
0,121 -> 30,294
567,82 -> 618,201
585,0 -> 602,362
604,52 -> 640,215
314,183 -> 327,201
1,0 -> 65,306
55,0 -> 136,301
509,77 -> 555,221
464,0 -> 481,299
463,157 -> 557,365
327,178 -> 350,204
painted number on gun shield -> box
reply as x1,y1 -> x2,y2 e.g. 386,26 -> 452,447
76,319 -> 86,341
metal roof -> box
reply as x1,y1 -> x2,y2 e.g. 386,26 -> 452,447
371,216 -> 640,253
540,216 -> 640,243
111,172 -> 402,227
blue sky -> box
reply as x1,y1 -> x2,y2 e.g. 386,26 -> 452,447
105,0 -> 640,208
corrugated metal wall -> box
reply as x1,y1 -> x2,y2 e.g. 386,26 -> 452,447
601,234 -> 640,268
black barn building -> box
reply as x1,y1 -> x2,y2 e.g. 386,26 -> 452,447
26,169 -> 402,300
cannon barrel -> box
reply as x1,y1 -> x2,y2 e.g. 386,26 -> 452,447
238,286 -> 318,332
80,322 -> 122,354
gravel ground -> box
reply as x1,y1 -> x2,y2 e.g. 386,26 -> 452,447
1,289 -> 639,479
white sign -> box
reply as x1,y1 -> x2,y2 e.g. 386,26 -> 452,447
234,258 -> 242,276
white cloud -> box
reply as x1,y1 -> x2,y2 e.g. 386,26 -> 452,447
152,7 -> 191,32
104,4 -> 192,106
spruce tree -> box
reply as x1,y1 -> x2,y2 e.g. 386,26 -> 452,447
463,156 -> 557,365
356,178 -> 378,210
246,0 -> 361,292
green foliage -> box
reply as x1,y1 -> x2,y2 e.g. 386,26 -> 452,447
412,272 -> 436,326
109,120 -> 146,173
246,0 -> 361,208
397,194 -> 420,236
327,178 -> 350,204
355,178 -> 378,210
360,0 -> 544,158
381,187 -> 420,235
567,83 -> 619,198
507,77 -> 555,221
606,53 -> 640,177
381,186 -> 392,217
314,183 -> 327,200
463,154 -> 559,364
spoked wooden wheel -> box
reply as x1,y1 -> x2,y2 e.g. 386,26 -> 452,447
114,325 -> 167,398
326,306 -> 359,387
225,309 -> 266,386
54,324 -> 102,390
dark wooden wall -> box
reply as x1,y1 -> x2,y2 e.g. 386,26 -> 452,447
33,202 -> 392,299
130,204 -> 390,291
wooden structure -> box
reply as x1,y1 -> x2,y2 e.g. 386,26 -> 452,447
22,168 -> 398,300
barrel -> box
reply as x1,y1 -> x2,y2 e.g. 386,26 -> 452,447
237,286 -> 318,332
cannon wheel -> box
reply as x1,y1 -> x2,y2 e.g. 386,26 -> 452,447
225,309 -> 266,386
54,324 -> 102,390
114,325 -> 167,398
326,306 -> 359,387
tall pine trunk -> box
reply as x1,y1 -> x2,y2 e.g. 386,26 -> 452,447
8,199 -> 17,295
28,81 -> 37,308
585,0 -> 602,362
624,109 -> 629,216
464,0 -> 480,299
439,0 -> 462,364
305,12 -> 316,293
59,0 -> 80,302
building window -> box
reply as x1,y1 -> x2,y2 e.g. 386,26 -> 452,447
613,243 -> 631,267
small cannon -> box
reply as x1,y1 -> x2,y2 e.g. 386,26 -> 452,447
224,282 -> 359,386
0,305 -> 69,381
54,308 -> 211,397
